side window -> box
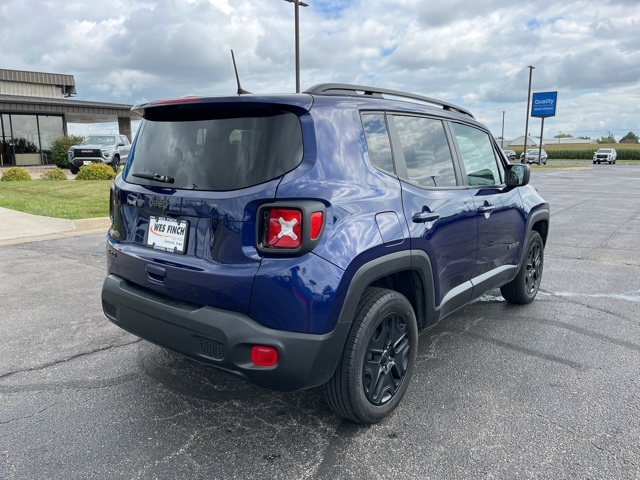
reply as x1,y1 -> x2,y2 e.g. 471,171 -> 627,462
451,123 -> 504,186
362,113 -> 394,175
393,115 -> 457,188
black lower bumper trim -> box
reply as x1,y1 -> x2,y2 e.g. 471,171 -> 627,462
101,275 -> 349,391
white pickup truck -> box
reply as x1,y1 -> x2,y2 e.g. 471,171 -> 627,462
593,148 -> 617,164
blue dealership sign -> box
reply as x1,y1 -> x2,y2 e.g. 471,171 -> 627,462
531,91 -> 557,118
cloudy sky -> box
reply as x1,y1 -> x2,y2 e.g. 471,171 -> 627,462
1,0 -> 639,140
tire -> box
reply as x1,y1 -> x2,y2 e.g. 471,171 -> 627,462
69,165 -> 79,174
112,156 -> 120,172
323,287 -> 418,424
501,231 -> 544,304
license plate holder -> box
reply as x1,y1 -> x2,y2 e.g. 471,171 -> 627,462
147,216 -> 189,254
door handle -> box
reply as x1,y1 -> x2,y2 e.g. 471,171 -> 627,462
412,211 -> 440,223
477,204 -> 496,214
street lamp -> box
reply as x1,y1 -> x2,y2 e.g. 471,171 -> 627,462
523,65 -> 535,158
284,0 -> 309,93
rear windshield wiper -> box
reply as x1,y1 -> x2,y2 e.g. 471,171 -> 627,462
131,172 -> 175,184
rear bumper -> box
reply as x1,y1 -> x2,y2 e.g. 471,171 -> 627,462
101,274 -> 349,391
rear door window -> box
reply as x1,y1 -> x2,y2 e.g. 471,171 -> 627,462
392,115 -> 457,188
126,112 -> 303,191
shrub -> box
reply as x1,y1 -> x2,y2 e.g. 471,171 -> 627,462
75,162 -> 116,180
51,135 -> 84,169
1,167 -> 32,181
40,167 -> 68,181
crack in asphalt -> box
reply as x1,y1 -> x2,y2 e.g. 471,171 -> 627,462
443,327 -> 585,370
0,403 -> 57,426
510,315 -> 640,353
0,372 -> 143,394
0,339 -> 141,382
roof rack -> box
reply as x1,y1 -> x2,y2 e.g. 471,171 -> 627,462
304,83 -> 474,118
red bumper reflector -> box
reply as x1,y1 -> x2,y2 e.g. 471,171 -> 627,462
251,346 -> 279,366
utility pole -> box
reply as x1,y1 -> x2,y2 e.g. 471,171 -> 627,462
501,111 -> 505,149
523,65 -> 535,160
284,0 -> 309,93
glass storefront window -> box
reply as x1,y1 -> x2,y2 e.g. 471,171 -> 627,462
1,114 -> 14,166
0,114 -> 64,166
11,115 -> 40,154
38,116 -> 64,164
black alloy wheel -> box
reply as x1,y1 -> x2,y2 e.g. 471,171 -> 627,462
363,312 -> 411,405
500,231 -> 544,304
323,287 -> 418,424
524,237 -> 543,296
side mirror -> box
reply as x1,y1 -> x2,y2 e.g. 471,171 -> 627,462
505,163 -> 530,187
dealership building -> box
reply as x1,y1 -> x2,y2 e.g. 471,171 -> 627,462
0,68 -> 135,167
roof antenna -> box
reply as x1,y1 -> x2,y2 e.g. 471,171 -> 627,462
231,49 -> 251,95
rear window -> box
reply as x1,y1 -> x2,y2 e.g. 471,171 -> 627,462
125,111 -> 303,191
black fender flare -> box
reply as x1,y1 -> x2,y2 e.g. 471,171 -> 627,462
517,207 -> 550,267
333,249 -> 437,341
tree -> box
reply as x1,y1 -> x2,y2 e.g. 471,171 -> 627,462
554,133 -> 573,138
51,135 -> 84,169
597,134 -> 616,144
619,131 -> 639,144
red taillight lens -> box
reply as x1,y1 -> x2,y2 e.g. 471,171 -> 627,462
257,202 -> 325,256
310,212 -> 323,240
251,346 -> 279,366
265,208 -> 302,249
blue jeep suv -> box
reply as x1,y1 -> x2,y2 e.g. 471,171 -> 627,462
101,84 -> 549,423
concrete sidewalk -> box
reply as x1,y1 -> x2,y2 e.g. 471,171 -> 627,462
0,207 -> 110,246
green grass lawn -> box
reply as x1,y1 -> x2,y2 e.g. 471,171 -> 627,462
0,180 -> 112,219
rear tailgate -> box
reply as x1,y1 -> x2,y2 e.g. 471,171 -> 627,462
108,180 -> 276,313
107,97 -> 311,314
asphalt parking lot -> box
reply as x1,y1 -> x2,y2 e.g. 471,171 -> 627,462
1,165 -> 639,479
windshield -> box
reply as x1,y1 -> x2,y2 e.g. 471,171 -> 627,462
598,149 -> 612,153
126,111 -> 303,191
81,136 -> 115,146
525,149 -> 540,154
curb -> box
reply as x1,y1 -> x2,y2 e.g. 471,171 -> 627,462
0,217 -> 111,246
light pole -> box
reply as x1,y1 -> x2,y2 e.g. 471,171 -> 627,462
284,0 -> 309,93
501,110 -> 505,149
523,65 -> 535,160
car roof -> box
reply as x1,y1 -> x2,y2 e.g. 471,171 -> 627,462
132,83 -> 478,125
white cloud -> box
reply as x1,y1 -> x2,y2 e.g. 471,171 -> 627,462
1,0 -> 639,140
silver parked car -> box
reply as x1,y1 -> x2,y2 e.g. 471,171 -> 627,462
520,148 -> 548,165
